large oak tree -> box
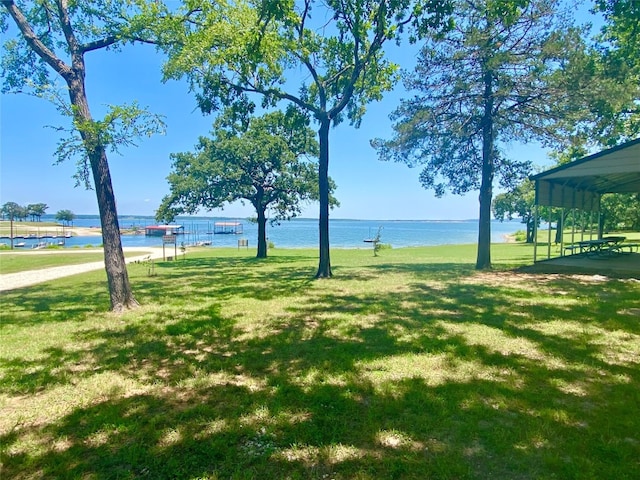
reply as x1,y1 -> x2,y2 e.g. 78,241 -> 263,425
373,0 -> 580,269
157,108 -> 332,258
141,0 -> 452,277
1,0 -> 163,311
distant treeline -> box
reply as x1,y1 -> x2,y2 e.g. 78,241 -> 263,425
1,202 -> 76,225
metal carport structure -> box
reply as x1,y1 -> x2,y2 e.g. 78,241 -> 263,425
530,138 -> 640,261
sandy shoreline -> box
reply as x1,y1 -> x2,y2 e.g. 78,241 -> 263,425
65,226 -> 148,237
66,226 -> 103,237
0,224 -> 133,238
66,227 -> 148,237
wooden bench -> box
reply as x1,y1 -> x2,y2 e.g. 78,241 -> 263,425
238,238 -> 249,249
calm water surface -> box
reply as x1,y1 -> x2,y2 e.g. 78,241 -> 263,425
34,216 -> 521,249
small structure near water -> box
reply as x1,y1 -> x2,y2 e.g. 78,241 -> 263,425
213,222 -> 243,235
145,225 -> 185,236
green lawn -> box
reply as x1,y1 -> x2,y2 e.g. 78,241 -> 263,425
1,244 -> 639,479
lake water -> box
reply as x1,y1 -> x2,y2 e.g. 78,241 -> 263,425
32,215 -> 522,249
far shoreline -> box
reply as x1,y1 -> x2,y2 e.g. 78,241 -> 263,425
0,221 -> 142,238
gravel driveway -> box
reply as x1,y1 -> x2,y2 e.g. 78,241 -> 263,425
0,247 -> 165,292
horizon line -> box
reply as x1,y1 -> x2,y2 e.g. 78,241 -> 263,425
33,213 -> 519,223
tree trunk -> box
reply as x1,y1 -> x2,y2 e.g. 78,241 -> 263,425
256,207 -> 267,258
4,0 -> 137,312
598,212 -> 605,238
526,216 -> 535,243
555,211 -> 564,244
93,148 -> 138,311
316,117 -> 332,278
69,77 -> 137,312
476,69 -> 494,270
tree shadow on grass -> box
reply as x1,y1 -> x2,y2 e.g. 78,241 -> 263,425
0,276 -> 110,326
1,256 -> 639,479
134,255 -> 318,303
3,356 -> 637,479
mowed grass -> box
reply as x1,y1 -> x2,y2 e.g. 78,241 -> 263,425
1,244 -> 639,479
0,250 -> 149,275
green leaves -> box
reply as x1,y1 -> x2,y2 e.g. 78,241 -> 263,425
149,1 -> 453,127
2,0 -> 166,189
53,102 -> 166,188
87,102 -> 167,154
158,108 -> 330,222
375,0 -> 574,197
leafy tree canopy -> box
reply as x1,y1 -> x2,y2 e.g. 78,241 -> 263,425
157,107 -> 337,257
373,0 -> 578,268
26,202 -> 48,221
158,107 -> 326,219
0,0 -> 163,310
136,0 -> 454,277
601,193 -> 640,232
2,201 -> 26,220
595,0 -> 640,73
143,0 -> 453,123
492,179 -> 536,242
374,0 -> 577,195
1,0 -> 166,188
548,0 -> 640,150
55,208 -> 75,225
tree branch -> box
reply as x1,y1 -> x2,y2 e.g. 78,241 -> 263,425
54,0 -> 83,70
1,0 -> 72,77
81,36 -> 119,53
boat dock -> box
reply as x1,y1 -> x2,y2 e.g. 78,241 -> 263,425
0,231 -> 72,240
213,222 -> 243,235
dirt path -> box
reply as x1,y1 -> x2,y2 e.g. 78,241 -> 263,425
0,247 -> 165,292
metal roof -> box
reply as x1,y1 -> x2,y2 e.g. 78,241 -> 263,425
531,138 -> 640,211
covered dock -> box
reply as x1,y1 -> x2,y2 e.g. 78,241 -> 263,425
214,222 -> 243,235
145,225 -> 185,236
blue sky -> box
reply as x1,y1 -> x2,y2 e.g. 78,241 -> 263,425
0,4 -> 594,221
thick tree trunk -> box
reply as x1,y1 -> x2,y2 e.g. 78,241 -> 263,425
256,207 -> 267,258
476,69 -> 494,270
316,117 -> 332,278
477,171 -> 493,269
92,148 -> 138,311
5,0 -> 137,311
526,217 -> 535,243
69,78 -> 137,312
